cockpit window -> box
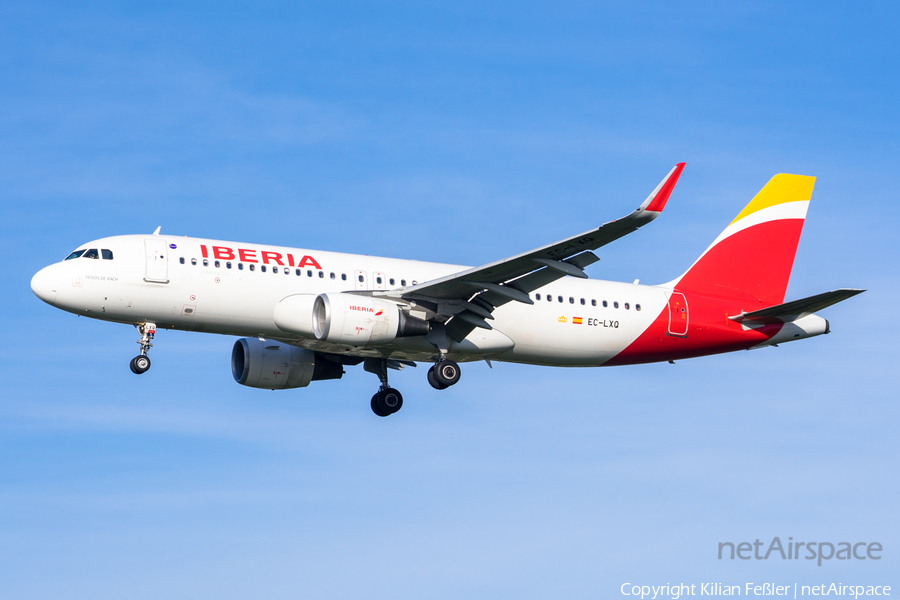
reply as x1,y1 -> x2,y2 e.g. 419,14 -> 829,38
83,249 -> 100,259
65,250 -> 86,260
101,249 -> 114,260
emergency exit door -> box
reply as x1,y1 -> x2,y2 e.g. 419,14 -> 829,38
667,291 -> 689,337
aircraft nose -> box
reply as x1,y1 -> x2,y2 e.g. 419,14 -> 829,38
31,266 -> 58,306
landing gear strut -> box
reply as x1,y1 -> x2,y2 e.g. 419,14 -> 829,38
130,322 -> 156,375
428,358 -> 461,390
365,358 -> 403,417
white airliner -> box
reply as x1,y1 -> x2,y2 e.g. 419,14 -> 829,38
31,165 -> 863,416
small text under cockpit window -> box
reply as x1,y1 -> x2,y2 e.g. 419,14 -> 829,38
65,250 -> 85,261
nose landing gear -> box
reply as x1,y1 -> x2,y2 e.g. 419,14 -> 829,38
130,322 -> 156,374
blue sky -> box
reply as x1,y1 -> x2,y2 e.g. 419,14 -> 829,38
1,2 -> 898,598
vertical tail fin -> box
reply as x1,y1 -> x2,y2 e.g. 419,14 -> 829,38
672,174 -> 816,307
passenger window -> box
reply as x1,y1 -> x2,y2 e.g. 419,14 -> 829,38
65,250 -> 86,260
284,269 -> 289,276
101,249 -> 114,260
203,259 -> 209,267
547,295 -> 552,302
535,293 -> 541,300
342,274 -> 347,281
614,301 -> 619,308
308,270 -> 313,277
191,258 -> 197,266
295,269 -> 301,276
624,302 -> 630,310
389,278 -> 395,285
273,267 -> 279,274
227,262 -> 232,269
569,297 -> 574,304
261,265 -> 267,272
412,280 -> 418,285
557,296 -> 563,303
401,279 -> 406,286
636,304 -> 642,311
331,273 -> 336,280
591,299 -> 597,307
249,264 -> 255,272
179,257 -> 185,264
602,300 -> 608,307
83,249 -> 99,259
358,275 -> 364,283
215,260 -> 220,268
376,276 -> 382,284
580,298 -> 585,305
238,263 -> 243,270
319,271 -> 324,278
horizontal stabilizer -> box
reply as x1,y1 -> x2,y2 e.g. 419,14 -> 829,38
728,288 -> 865,324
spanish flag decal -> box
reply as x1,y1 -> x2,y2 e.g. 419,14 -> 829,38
573,317 -> 583,325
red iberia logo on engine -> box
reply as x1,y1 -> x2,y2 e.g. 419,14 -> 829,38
350,306 -> 375,313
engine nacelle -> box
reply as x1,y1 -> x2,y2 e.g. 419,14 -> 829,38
274,294 -> 317,337
313,293 -> 429,346
231,338 -> 343,390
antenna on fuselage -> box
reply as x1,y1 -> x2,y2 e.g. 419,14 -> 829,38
152,226 -> 161,235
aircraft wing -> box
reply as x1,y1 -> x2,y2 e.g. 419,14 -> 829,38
388,163 -> 686,342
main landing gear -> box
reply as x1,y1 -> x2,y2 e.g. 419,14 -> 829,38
364,356 -> 462,417
365,358 -> 403,417
427,358 -> 461,390
129,322 -> 156,375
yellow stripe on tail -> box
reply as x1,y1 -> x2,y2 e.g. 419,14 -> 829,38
729,174 -> 816,226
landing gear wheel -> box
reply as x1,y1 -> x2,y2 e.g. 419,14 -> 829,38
371,388 -> 403,417
130,355 -> 151,374
371,394 -> 390,417
427,366 -> 448,390
381,388 -> 403,413
433,359 -> 461,388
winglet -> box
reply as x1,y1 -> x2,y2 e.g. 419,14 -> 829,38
152,226 -> 161,235
642,163 -> 686,213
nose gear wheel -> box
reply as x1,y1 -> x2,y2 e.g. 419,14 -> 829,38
130,322 -> 156,375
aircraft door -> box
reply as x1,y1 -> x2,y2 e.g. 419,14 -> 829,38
667,291 -> 689,337
354,270 -> 367,290
144,239 -> 169,283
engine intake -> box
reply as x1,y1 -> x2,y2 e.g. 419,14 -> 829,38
231,338 -> 343,390
313,293 -> 429,345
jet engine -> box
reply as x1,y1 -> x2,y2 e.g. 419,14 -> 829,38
312,293 -> 429,345
231,338 -> 343,390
